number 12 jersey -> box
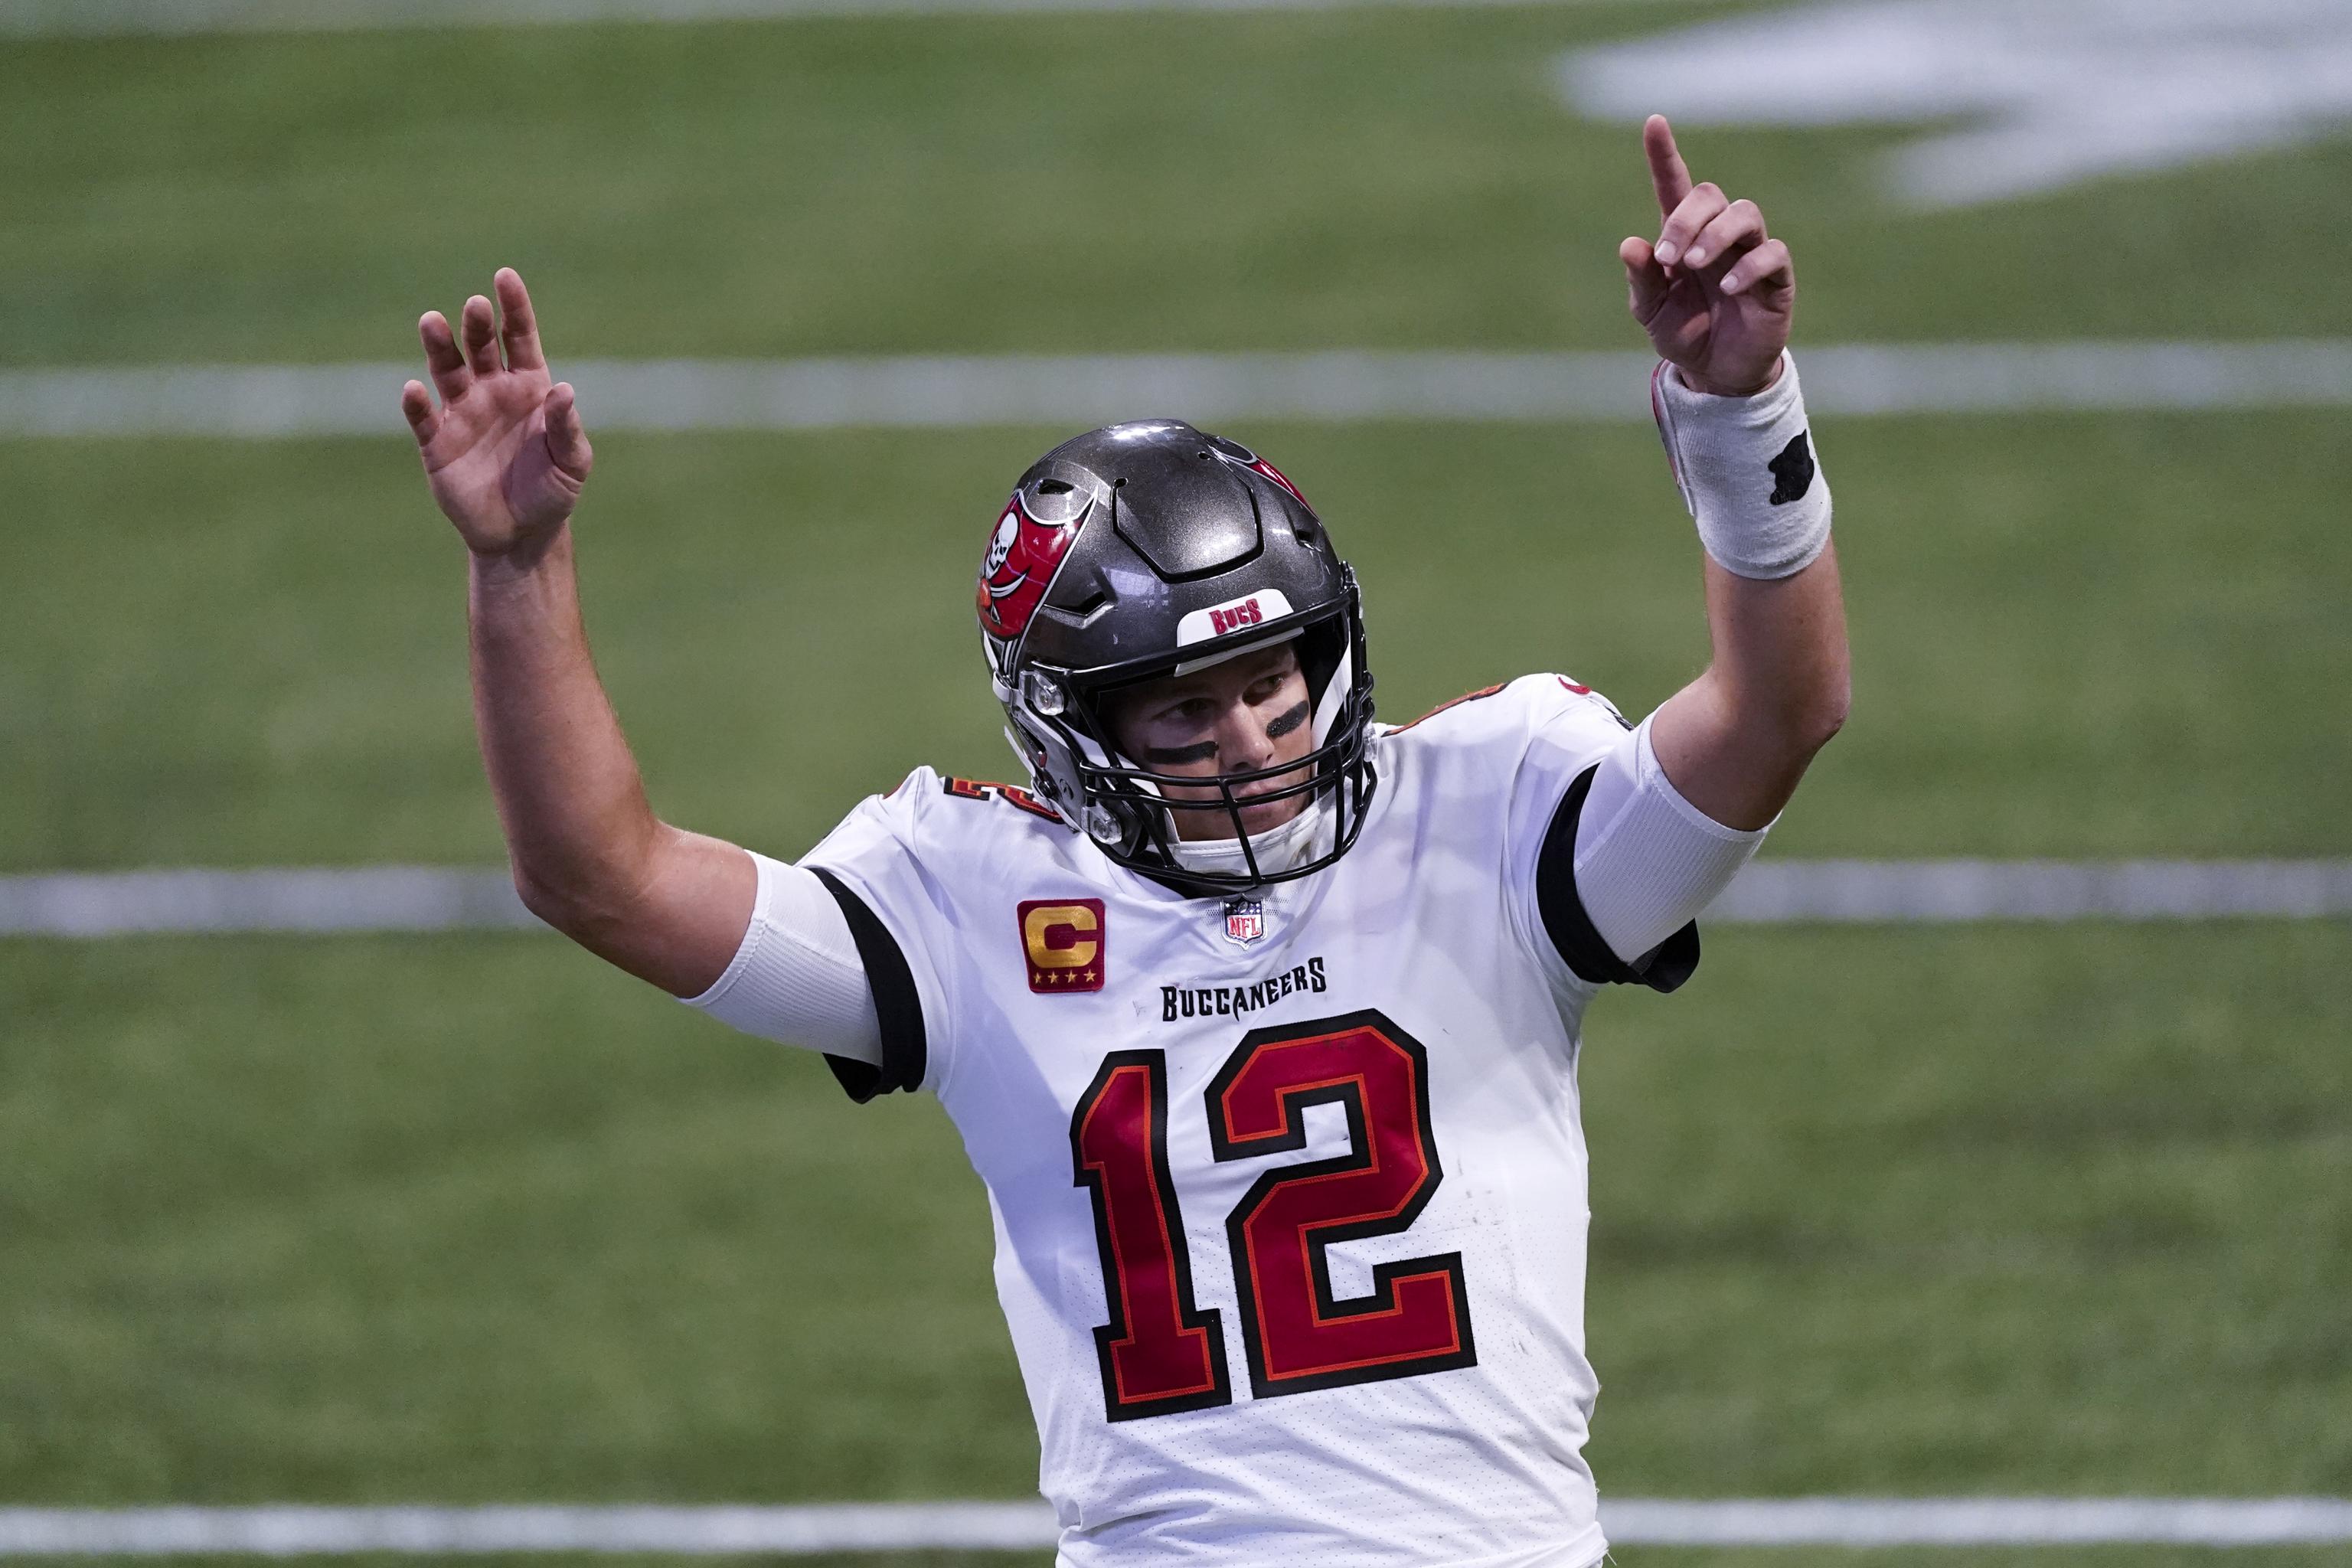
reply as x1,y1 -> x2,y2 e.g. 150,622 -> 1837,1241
771,675 -> 1742,1568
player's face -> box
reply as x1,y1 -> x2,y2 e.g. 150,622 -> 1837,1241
1107,641 -> 1316,841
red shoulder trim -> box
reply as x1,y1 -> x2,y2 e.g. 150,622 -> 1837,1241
1389,682 -> 1508,734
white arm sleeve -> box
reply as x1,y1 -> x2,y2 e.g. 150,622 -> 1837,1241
679,850 -> 884,1066
1572,712 -> 1769,965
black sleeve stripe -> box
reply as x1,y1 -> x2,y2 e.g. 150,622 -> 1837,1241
809,868 -> 929,1102
1534,763 -> 1701,995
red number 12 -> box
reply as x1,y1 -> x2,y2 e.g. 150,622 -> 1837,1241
1070,1010 -> 1476,1421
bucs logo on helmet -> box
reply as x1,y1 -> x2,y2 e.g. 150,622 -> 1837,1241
976,492 -> 1080,645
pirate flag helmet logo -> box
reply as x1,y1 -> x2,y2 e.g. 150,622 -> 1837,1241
976,491 -> 1080,646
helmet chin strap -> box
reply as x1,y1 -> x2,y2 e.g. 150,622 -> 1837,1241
1165,792 -> 1334,878
1310,641 -> 1354,747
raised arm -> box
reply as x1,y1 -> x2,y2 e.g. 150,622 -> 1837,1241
400,269 -> 751,996
1619,116 -> 1850,830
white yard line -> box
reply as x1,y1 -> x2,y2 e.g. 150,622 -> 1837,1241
0,1504 -> 1060,1556
3,861 -> 2346,936
3,1499 -> 2350,1553
0,867 -> 537,936
1602,1497 -> 2352,1546
0,0 -> 1642,35
1708,858 -> 2352,923
2,341 -> 2349,438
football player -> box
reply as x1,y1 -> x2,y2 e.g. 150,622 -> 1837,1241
400,116 -> 1846,1568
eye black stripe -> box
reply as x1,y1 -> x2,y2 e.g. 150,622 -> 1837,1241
1143,740 -> 1220,765
1263,701 -> 1311,740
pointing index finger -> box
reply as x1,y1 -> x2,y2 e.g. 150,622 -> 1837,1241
1644,113 -> 1693,221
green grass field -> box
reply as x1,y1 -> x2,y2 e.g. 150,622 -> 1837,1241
8,413 -> 2346,871
9,9 -> 2352,364
8,926 -> 2349,1499
3,3 -> 2349,1565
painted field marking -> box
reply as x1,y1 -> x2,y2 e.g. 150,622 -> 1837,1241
1602,1497 -> 2352,1547
0,0 -> 1654,35
1707,858 -> 2352,923
3,861 -> 2346,936
2,341 -> 2350,439
0,867 -> 539,936
1557,0 -> 2352,209
3,1499 -> 2352,1553
0,1504 -> 1059,1556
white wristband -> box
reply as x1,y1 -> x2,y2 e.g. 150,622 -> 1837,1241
1650,349 -> 1831,580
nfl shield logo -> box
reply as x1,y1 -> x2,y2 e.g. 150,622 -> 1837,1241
1221,897 -> 1266,946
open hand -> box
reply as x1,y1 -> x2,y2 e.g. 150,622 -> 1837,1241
400,269 -> 592,556
1619,116 -> 1794,397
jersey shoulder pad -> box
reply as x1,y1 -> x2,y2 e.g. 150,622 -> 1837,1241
1382,672 -> 1628,755
817,767 -> 1074,895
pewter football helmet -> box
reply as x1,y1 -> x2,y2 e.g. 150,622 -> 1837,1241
974,420 -> 1375,893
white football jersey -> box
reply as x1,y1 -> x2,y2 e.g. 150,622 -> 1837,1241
798,673 -> 1703,1568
